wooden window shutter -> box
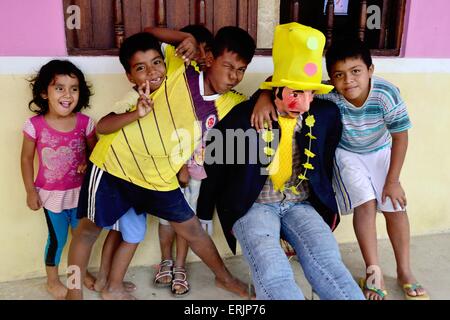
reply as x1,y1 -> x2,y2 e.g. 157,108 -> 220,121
64,0 -> 258,56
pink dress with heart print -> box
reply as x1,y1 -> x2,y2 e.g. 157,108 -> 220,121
23,113 -> 96,213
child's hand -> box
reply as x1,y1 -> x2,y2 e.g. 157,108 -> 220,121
77,163 -> 88,174
177,164 -> 190,188
137,80 -> 154,118
26,189 -> 42,211
382,181 -> 407,211
251,90 -> 277,131
175,36 -> 198,64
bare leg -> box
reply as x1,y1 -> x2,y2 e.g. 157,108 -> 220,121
159,223 -> 175,260
155,223 -> 175,286
101,241 -> 139,300
94,230 -> 122,292
169,216 -> 250,298
173,233 -> 190,295
93,230 -> 137,292
46,266 -> 67,300
384,211 -> 427,297
65,218 -> 102,300
353,200 -> 386,300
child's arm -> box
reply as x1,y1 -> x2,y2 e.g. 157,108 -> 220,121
250,76 -> 278,131
97,81 -> 154,134
251,89 -> 277,131
20,136 -> 41,211
77,130 -> 98,174
382,131 -> 408,210
96,110 -> 142,134
143,26 -> 197,63
86,134 -> 98,153
177,164 -> 190,188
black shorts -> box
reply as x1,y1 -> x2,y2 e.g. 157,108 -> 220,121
77,163 -> 195,227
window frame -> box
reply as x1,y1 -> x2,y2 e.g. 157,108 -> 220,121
63,0 -> 259,56
279,0 -> 407,57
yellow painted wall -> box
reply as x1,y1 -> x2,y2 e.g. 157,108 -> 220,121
1,68 -> 449,282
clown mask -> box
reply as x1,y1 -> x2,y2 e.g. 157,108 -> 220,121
274,87 -> 314,119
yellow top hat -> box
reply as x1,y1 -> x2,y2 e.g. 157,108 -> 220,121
260,22 -> 333,95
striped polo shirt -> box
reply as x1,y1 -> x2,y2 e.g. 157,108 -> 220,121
320,76 -> 412,154
90,45 -> 246,191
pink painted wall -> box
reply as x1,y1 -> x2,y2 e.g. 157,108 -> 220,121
0,0 -> 67,56
0,0 -> 449,58
402,0 -> 450,58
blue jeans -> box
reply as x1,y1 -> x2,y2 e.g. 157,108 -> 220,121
232,201 -> 364,300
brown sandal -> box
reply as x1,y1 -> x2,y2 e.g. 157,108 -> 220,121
171,267 -> 190,297
153,259 -> 173,288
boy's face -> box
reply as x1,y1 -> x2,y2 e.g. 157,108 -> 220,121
204,49 -> 248,95
126,49 -> 166,92
329,57 -> 374,107
195,42 -> 212,72
274,87 -> 314,119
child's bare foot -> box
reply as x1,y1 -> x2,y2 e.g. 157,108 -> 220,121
215,276 -> 254,299
101,286 -> 137,300
47,280 -> 68,300
359,277 -> 387,300
93,274 -> 107,292
65,289 -> 82,300
94,275 -> 136,292
84,271 -> 96,291
123,281 -> 137,292
397,273 -> 429,300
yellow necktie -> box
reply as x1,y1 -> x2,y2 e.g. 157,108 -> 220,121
268,116 -> 297,191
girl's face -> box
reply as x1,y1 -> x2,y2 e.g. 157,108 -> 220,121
42,74 -> 80,117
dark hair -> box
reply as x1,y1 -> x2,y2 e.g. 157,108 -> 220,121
119,32 -> 163,73
28,60 -> 91,115
212,26 -> 256,64
272,87 -> 285,101
325,37 -> 372,76
180,24 -> 214,50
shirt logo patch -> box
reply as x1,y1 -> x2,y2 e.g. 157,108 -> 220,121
206,114 -> 217,130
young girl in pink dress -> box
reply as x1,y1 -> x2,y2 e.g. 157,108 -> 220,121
20,60 -> 97,299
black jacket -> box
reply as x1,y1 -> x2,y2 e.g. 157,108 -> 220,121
197,93 -> 343,254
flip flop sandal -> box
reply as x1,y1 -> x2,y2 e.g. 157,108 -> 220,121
359,278 -> 388,300
171,267 -> 190,298
154,259 -> 174,288
402,283 -> 430,300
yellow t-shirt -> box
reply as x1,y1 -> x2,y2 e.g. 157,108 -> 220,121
90,45 -> 246,191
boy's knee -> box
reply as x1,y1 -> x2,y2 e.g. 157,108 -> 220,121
73,219 -> 101,243
172,217 -> 207,241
